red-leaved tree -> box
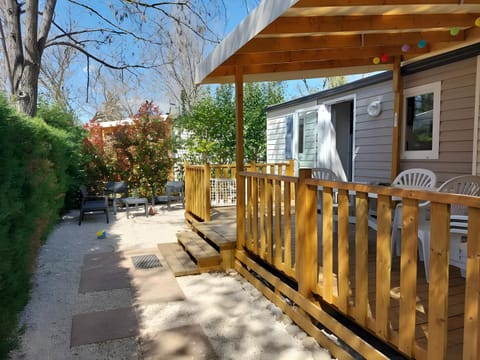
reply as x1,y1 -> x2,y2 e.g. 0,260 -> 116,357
83,101 -> 173,203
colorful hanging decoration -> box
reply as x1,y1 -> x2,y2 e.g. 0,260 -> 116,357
373,57 -> 380,65
450,27 -> 460,36
418,39 -> 427,48
401,44 -> 411,52
381,53 -> 389,62
476,17 -> 480,27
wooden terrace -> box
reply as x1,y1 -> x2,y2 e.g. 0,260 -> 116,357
184,164 -> 480,360
190,205 -> 469,360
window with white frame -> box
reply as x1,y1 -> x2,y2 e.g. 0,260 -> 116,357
401,82 -> 441,160
298,114 -> 305,154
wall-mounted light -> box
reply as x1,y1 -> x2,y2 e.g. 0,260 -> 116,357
367,100 -> 382,117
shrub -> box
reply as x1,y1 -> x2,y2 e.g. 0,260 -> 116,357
0,97 -> 78,357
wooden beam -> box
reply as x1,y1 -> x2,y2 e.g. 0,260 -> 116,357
391,57 -> 402,181
211,58 -> 392,78
224,46 -> 428,66
239,30 -> 461,53
235,67 -> 245,251
293,0 -> 480,6
261,14 -> 480,35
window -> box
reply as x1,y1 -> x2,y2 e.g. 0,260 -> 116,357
298,116 -> 305,154
285,115 -> 293,160
401,82 -> 441,160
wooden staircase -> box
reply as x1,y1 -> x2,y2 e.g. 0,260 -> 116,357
158,228 -> 235,277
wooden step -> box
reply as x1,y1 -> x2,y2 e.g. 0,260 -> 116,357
193,222 -> 236,250
157,243 -> 199,277
176,231 -> 222,268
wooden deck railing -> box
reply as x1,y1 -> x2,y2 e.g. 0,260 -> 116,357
185,162 -> 211,221
237,168 -> 480,360
185,161 -> 294,222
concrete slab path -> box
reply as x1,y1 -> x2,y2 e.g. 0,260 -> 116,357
9,204 -> 333,360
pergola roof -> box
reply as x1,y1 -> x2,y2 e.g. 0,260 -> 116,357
197,0 -> 480,84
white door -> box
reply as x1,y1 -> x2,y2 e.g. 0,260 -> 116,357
316,104 -> 348,181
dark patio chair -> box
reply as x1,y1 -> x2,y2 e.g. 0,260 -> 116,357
157,181 -> 185,210
104,181 -> 129,214
78,185 -> 109,225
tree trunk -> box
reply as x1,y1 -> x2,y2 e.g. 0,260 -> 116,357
1,0 -> 56,117
16,62 -> 40,116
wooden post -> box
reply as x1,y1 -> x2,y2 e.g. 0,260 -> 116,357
184,161 -> 190,214
391,57 -> 403,181
296,168 -> 317,297
286,159 -> 294,176
235,67 -> 245,250
463,207 -> 480,358
204,163 -> 211,221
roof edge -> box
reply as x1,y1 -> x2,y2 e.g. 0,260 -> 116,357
265,72 -> 393,112
195,0 -> 299,85
266,43 -> 480,113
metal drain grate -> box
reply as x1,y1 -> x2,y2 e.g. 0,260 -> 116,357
131,254 -> 162,269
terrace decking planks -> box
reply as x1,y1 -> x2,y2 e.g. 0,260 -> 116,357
176,231 -> 222,268
157,243 -> 199,277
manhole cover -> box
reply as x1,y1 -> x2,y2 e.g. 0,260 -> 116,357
131,255 -> 162,269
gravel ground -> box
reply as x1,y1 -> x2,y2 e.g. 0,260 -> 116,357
9,206 -> 333,360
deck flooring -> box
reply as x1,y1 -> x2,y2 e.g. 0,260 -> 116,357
203,206 -> 466,359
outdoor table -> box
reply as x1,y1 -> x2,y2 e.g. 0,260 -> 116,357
123,197 -> 148,218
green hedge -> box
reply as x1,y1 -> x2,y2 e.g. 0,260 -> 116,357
0,97 -> 79,357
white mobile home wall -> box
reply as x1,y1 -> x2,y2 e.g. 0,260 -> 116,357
266,48 -> 480,185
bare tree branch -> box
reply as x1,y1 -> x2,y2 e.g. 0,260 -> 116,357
66,0 -> 164,45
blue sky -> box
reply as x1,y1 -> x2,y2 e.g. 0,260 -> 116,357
51,1 -> 370,122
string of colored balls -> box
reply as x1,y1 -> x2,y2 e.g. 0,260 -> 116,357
372,17 -> 480,64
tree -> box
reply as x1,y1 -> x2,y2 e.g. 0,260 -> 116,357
38,43 -> 79,111
177,82 -> 284,164
114,101 -> 173,204
295,76 -> 348,96
83,100 -> 173,203
244,82 -> 284,162
0,0 -> 227,116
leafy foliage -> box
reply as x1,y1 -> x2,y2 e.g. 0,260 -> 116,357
82,101 -> 173,202
177,82 -> 284,164
0,97 -> 77,357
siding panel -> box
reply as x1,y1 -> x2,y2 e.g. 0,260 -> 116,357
401,57 -> 476,182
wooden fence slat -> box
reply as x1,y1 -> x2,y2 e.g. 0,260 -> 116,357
398,198 -> 418,357
246,176 -> 253,251
427,203 -> 450,360
322,187 -> 334,303
284,180 -> 292,274
355,192 -> 369,326
274,180 -> 282,267
337,189 -> 350,312
204,163 -> 211,221
266,178 -> 274,262
253,176 -> 259,254
376,194 -> 392,340
260,178 -> 266,258
463,207 -> 480,359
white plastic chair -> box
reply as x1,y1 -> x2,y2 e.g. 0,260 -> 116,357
312,168 -> 340,213
312,168 -> 339,182
417,175 -> 480,282
390,168 -> 437,257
